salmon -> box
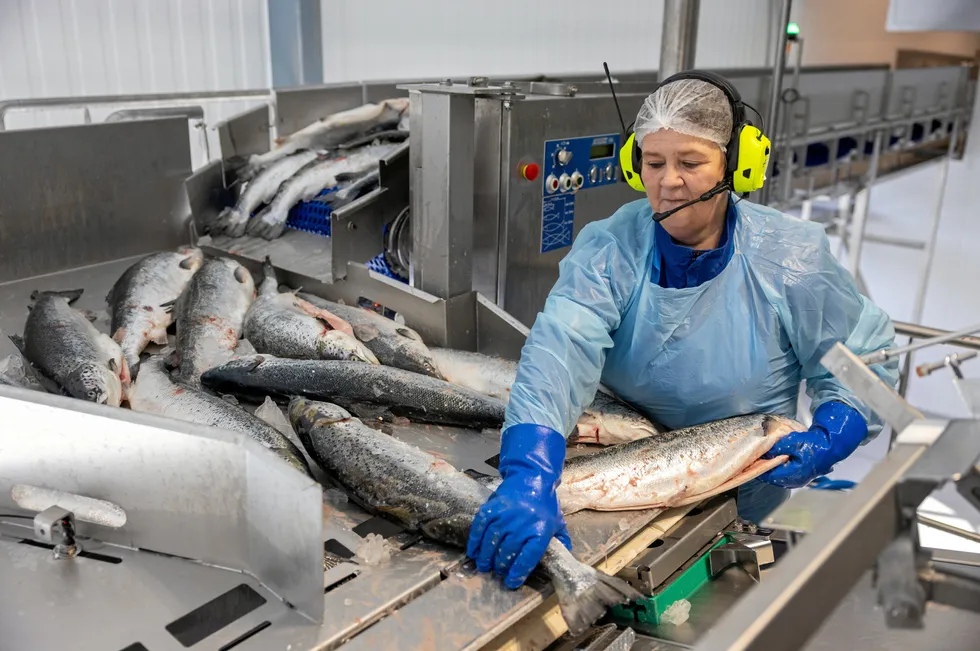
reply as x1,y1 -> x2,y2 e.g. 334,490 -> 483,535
557,414 -> 801,513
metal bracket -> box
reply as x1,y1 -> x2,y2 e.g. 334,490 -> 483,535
550,623 -> 636,651
709,540 -> 763,583
820,342 -> 924,433
875,534 -> 926,628
916,351 -> 977,379
616,496 -> 738,593
33,506 -> 78,560
921,565 -> 980,616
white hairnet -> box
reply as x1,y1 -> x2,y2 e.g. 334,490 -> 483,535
634,79 -> 733,152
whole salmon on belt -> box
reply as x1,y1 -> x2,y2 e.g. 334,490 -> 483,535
129,356 -> 310,476
169,258 -> 255,386
201,355 -> 506,429
10,289 -> 129,406
243,99 -> 410,175
107,246 -> 204,378
211,150 -> 320,237
243,258 -> 378,364
289,398 -> 640,636
428,347 -> 663,444
298,293 -> 443,379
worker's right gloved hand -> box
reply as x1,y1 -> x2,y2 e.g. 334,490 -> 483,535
467,424 -> 571,589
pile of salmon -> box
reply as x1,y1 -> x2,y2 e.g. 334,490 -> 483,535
3,246 -> 799,635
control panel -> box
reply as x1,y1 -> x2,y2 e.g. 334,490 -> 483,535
539,133 -> 621,253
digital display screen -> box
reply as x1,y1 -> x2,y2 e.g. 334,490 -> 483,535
590,143 -> 615,160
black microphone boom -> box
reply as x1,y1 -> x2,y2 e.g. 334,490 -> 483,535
652,181 -> 730,223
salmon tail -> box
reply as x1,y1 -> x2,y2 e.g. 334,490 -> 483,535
262,256 -> 277,283
127,359 -> 141,386
211,207 -> 248,238
554,564 -> 641,636
8,334 -> 26,355
30,288 -> 84,304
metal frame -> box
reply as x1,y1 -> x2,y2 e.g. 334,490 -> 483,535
0,385 -> 325,622
659,0 -> 700,79
399,80 -> 524,300
692,335 -> 980,650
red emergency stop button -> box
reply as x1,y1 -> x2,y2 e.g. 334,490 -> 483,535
520,163 -> 540,181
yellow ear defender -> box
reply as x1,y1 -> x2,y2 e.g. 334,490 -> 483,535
619,70 -> 771,195
620,132 -> 644,192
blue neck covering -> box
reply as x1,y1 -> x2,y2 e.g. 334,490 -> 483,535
653,200 -> 737,289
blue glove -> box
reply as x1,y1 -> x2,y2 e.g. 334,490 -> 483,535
759,401 -> 868,489
467,424 -> 571,589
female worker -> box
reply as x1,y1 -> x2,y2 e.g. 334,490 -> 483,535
467,71 -> 899,589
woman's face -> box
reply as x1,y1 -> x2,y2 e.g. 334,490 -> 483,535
640,129 -> 728,245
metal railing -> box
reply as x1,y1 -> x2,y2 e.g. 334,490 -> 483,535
892,321 -> 980,398
0,89 -> 271,131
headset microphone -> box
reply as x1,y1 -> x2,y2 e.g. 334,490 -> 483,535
652,180 -> 731,223
607,66 -> 772,199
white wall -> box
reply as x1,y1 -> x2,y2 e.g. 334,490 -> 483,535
319,0 -> 777,83
0,0 -> 272,165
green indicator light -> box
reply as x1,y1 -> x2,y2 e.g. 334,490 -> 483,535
786,22 -> 800,36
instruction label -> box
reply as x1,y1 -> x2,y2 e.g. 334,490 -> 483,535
541,194 -> 575,253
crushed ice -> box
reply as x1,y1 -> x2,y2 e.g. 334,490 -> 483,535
0,354 -> 40,391
235,338 -> 258,356
354,533 -> 392,566
660,599 -> 691,626
256,396 -> 292,435
323,488 -> 349,505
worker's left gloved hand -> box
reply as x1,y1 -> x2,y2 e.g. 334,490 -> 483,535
759,401 -> 868,489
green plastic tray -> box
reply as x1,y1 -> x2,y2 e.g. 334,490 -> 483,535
612,533 -> 733,625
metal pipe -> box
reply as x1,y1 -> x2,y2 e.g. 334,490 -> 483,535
104,106 -> 205,123
864,321 -> 980,365
861,233 -> 926,250
911,117 -> 959,325
693,443 -> 927,651
766,0 -> 793,160
791,37 -> 804,92
845,129 -> 883,277
0,89 -> 270,130
659,0 -> 700,79
918,515 -> 980,546
916,351 -> 977,379
899,116 -> 961,396
892,321 -> 980,351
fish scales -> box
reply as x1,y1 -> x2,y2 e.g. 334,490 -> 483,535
107,247 -> 203,377
14,291 -> 128,405
129,357 -> 310,476
243,258 -> 378,364
171,257 -> 255,386
289,398 -> 639,636
297,293 -> 443,378
201,355 -> 505,429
